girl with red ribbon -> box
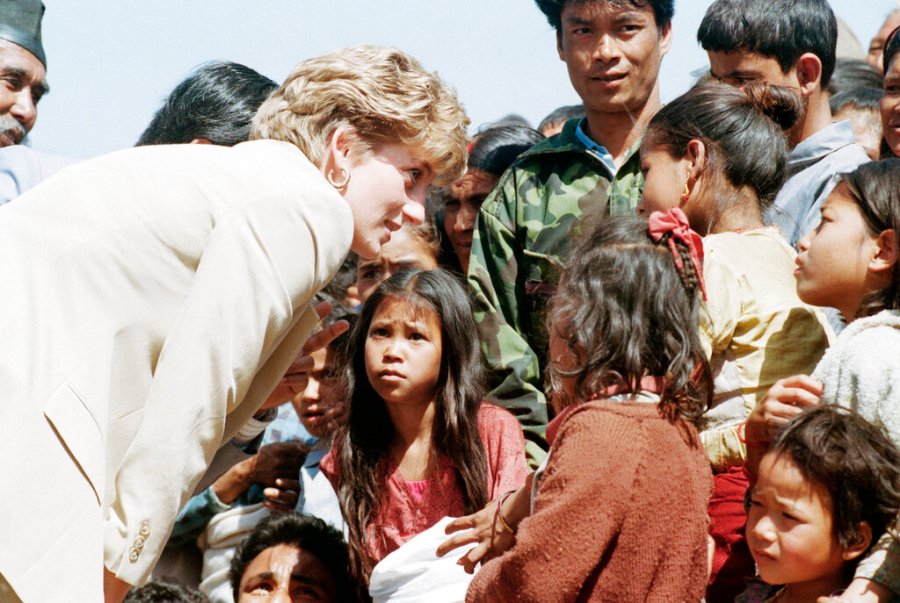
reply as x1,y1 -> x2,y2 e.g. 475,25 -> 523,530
637,80 -> 835,602
455,213 -> 715,602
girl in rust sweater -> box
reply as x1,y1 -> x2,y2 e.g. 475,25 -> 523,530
449,212 -> 714,602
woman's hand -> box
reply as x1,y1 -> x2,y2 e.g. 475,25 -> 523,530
436,483 -> 531,574
259,301 -> 350,411
745,375 -> 823,444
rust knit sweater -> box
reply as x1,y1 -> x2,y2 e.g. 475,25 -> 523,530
467,400 -> 713,602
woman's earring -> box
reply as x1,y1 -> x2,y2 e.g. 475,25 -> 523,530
680,177 -> 691,203
327,167 -> 351,190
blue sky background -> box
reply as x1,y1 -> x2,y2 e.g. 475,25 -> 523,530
28,0 -> 898,158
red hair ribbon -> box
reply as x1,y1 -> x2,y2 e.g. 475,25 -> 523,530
646,208 -> 707,300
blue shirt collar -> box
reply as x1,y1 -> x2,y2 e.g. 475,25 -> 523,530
575,117 -> 616,175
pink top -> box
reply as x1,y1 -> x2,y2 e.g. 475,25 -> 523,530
321,403 -> 528,563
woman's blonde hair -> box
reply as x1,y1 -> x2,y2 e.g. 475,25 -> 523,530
251,45 -> 470,184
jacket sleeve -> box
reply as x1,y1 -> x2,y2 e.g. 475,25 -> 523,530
104,185 -> 348,586
466,172 -> 548,468
466,407 -> 637,602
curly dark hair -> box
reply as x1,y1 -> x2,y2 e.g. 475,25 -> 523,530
768,405 -> 900,554
547,215 -> 711,423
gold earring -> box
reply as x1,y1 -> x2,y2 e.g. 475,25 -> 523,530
681,177 -> 691,202
327,167 -> 350,189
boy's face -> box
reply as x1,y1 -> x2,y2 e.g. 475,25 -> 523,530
237,543 -> 337,602
557,1 -> 670,115
292,347 -> 343,439
746,452 -> 847,588
707,50 -> 798,90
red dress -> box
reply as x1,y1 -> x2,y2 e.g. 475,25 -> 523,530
320,403 -> 529,563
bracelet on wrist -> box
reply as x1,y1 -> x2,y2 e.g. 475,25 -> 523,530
496,489 -> 518,535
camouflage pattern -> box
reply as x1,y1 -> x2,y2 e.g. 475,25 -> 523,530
466,119 -> 643,466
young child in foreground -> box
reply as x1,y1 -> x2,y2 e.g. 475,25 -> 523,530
320,268 -> 528,591
747,159 -> 900,600
462,212 -> 714,601
739,405 -> 900,603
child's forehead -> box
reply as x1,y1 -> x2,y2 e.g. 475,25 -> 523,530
757,451 -> 833,508
373,294 -> 437,323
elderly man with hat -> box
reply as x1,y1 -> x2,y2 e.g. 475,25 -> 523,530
0,0 -> 46,147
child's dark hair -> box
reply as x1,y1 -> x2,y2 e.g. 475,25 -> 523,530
840,159 -> 900,319
645,80 -> 800,224
229,512 -> 353,602
769,405 -> 900,554
547,215 -> 711,423
534,0 -> 674,34
830,87 -> 883,116
337,268 -> 488,583
827,58 -> 883,97
468,124 -> 545,176
698,0 -> 837,87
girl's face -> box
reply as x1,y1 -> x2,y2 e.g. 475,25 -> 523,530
746,452 -> 847,591
365,296 -> 442,408
355,227 -> 438,303
882,54 -> 900,157
637,142 -> 706,232
795,185 -> 878,320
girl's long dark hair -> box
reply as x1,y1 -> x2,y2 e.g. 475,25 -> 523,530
547,215 -> 712,424
336,268 -> 489,584
843,159 -> 900,319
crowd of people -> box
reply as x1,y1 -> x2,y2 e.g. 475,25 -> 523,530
3,0 -> 900,601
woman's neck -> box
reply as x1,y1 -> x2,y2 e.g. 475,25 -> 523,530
385,397 -> 437,480
706,188 -> 766,235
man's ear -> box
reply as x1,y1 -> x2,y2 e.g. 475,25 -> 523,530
843,521 -> 873,561
557,30 -> 565,59
795,53 -> 823,97
871,228 -> 898,274
658,21 -> 673,55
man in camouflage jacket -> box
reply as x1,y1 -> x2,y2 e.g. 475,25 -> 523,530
467,0 -> 673,464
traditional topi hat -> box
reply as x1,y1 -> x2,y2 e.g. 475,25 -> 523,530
0,0 -> 45,67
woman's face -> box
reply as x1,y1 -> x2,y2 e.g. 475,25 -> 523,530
341,143 -> 435,260
882,54 -> 900,157
443,168 -> 498,273
795,185 -> 878,321
354,227 -> 438,303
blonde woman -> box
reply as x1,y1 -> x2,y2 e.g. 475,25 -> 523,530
0,45 -> 468,603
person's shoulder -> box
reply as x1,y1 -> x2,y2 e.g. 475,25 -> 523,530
840,311 -> 900,353
477,402 -> 522,430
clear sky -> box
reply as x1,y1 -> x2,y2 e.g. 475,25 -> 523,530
28,0 -> 898,158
